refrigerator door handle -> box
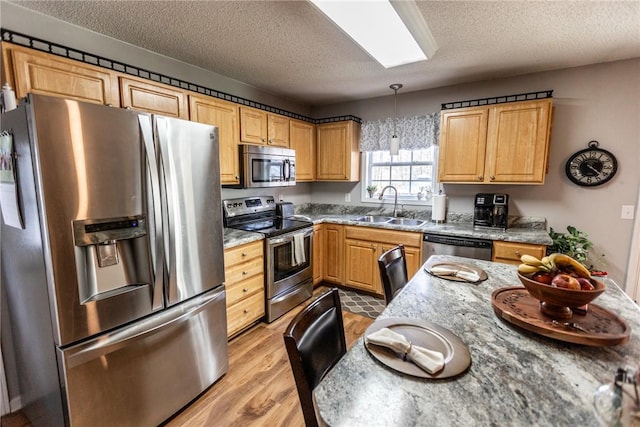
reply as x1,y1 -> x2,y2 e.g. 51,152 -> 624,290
65,287 -> 225,369
155,117 -> 176,299
139,115 -> 164,311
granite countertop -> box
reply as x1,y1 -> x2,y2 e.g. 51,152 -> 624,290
301,213 -> 552,245
222,204 -> 553,249
223,227 -> 263,249
313,255 -> 640,426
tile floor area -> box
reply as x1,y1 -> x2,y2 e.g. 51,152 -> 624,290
338,288 -> 385,318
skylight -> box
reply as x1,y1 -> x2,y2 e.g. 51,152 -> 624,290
310,0 -> 438,68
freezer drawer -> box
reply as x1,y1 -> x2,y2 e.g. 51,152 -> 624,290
58,287 -> 228,427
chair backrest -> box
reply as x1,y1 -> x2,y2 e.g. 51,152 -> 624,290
378,244 -> 408,305
283,288 -> 346,427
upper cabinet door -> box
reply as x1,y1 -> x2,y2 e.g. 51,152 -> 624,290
4,42 -> 120,106
485,99 -> 552,184
438,107 -> 489,183
239,106 -> 268,144
267,113 -> 290,147
189,94 -> 240,185
289,119 -> 315,181
316,121 -> 360,182
120,76 -> 188,119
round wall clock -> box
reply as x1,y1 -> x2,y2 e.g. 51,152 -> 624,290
565,141 -> 618,187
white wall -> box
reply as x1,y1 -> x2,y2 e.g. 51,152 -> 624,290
311,59 -> 640,286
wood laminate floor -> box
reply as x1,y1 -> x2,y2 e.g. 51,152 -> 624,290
1,286 -> 374,427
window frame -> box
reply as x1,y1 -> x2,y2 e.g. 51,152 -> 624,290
360,146 -> 439,206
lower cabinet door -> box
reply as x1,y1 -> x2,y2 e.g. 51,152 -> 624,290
344,239 -> 382,295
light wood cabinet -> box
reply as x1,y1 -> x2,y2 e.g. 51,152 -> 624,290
239,106 -> 289,147
492,241 -> 546,265
290,119 -> 316,181
344,226 -> 422,296
119,76 -> 188,118
316,121 -> 360,181
2,42 -> 120,106
438,99 -> 552,184
312,224 -> 324,285
189,94 -> 240,185
224,241 -> 265,338
323,224 -> 344,284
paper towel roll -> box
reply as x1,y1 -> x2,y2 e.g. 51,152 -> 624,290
1,83 -> 17,112
432,194 -> 446,222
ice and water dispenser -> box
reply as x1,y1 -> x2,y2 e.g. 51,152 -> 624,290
73,215 -> 152,303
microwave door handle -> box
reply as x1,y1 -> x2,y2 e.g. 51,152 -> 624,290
283,159 -> 290,180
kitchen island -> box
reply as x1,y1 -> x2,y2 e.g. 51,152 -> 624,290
313,255 -> 640,426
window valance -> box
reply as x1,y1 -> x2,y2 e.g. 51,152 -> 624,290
360,112 -> 440,152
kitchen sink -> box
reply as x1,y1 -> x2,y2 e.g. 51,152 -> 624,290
354,215 -> 393,223
386,218 -> 426,226
353,216 -> 426,226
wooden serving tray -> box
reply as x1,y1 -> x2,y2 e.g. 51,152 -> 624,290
491,287 -> 630,347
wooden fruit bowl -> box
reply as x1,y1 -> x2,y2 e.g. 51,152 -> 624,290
517,272 -> 606,319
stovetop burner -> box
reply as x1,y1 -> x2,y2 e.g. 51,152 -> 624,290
223,196 -> 312,237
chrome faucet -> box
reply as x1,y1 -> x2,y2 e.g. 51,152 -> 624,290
379,185 -> 398,217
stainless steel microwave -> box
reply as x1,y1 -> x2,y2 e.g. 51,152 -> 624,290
226,144 -> 296,188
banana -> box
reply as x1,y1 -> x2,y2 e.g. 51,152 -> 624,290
540,256 -> 554,270
549,253 -> 591,278
518,263 -> 540,274
520,254 -> 552,272
520,254 -> 544,266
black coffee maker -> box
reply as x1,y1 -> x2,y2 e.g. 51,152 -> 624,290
473,193 -> 509,230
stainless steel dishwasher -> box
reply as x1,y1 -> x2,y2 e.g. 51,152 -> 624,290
422,233 -> 493,263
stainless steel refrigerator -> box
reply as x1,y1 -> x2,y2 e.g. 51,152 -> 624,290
0,94 -> 228,426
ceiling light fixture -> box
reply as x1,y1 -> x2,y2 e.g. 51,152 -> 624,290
309,0 -> 438,68
390,83 -> 402,156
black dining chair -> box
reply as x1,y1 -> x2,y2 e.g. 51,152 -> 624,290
283,288 -> 347,427
378,244 -> 408,305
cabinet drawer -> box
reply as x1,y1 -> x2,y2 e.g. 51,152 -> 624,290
345,226 -> 421,248
492,241 -> 546,265
224,241 -> 264,268
227,292 -> 265,337
225,257 -> 264,286
226,274 -> 264,306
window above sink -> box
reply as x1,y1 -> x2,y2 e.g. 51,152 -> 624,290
361,147 -> 438,206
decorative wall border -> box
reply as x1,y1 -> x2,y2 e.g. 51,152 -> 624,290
1,29 -> 362,124
441,90 -> 553,110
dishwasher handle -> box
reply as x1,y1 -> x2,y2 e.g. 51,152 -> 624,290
423,233 -> 493,248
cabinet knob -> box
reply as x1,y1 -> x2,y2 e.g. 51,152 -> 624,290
515,251 -> 521,257
125,106 -> 131,110
490,175 -> 496,181
241,252 -> 248,257
243,288 -> 249,292
235,176 -> 240,180
243,309 -> 249,314
478,175 -> 483,181
242,271 -> 248,275
262,138 -> 267,142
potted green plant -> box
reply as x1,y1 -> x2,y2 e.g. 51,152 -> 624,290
547,225 -> 605,272
366,185 -> 377,198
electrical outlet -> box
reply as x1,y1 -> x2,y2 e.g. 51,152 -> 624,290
278,194 -> 284,202
621,205 -> 635,220
345,193 -> 351,202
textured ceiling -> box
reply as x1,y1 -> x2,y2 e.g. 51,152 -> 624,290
7,0 -> 640,106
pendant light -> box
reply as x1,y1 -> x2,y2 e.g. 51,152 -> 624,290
389,83 -> 402,156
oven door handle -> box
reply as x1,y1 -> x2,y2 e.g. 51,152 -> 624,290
268,228 -> 313,245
